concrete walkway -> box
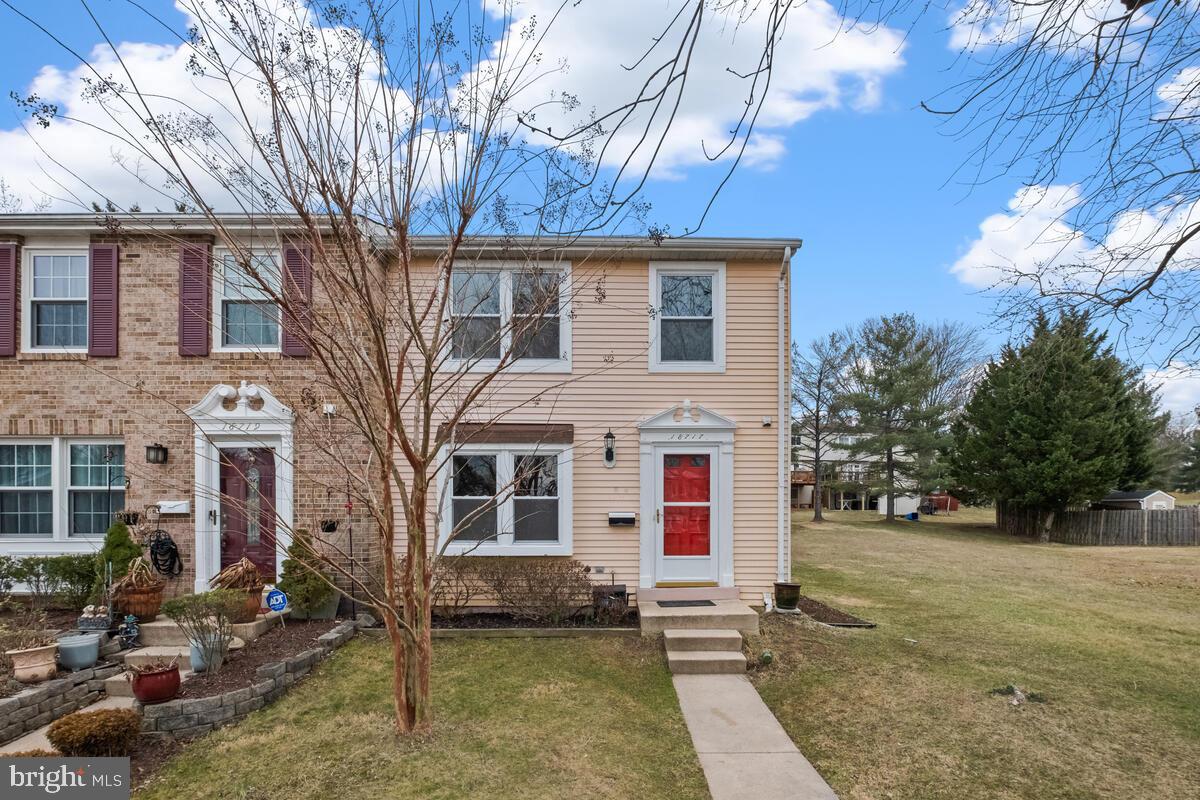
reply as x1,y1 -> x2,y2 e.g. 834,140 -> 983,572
673,674 -> 838,800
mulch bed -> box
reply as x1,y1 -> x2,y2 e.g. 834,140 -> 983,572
432,611 -> 637,629
0,605 -> 81,632
130,736 -> 186,790
175,620 -> 338,699
792,596 -> 876,628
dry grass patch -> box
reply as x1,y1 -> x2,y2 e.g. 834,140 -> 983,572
136,636 -> 707,800
752,511 -> 1200,800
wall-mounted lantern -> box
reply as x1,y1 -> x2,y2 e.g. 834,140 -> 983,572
145,443 -> 169,465
603,429 -> 616,469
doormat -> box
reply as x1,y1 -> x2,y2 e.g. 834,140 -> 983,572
657,600 -> 716,608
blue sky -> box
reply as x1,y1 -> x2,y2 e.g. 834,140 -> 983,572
0,1 -> 1195,418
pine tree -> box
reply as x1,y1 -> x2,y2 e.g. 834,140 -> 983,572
842,314 -> 946,521
1178,432 -> 1200,492
951,312 -> 1159,540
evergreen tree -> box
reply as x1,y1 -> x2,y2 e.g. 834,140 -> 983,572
951,312 -> 1159,540
842,314 -> 946,521
1178,432 -> 1200,493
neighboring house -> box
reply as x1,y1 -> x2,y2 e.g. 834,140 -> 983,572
0,214 -> 795,606
1092,490 -> 1176,511
791,431 -> 886,511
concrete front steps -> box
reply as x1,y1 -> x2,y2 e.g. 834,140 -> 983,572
639,598 -> 759,636
664,629 -> 747,675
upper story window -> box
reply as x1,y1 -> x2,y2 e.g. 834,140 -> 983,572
27,252 -> 88,350
448,264 -> 570,372
649,262 -> 726,373
0,439 -> 123,539
216,253 -> 281,351
440,443 -> 573,556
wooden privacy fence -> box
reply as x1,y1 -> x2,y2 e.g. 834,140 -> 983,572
996,503 -> 1200,546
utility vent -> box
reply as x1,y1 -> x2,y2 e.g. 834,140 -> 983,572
657,600 -> 716,608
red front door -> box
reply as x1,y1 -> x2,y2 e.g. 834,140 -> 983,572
219,447 -> 277,581
662,453 -> 712,556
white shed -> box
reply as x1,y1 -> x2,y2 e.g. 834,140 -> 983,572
1092,490 -> 1176,511
877,494 -> 921,516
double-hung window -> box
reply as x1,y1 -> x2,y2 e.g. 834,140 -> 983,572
649,262 -> 726,372
216,253 -> 281,350
0,444 -> 53,536
441,444 -> 572,555
27,252 -> 88,350
0,439 -> 123,542
448,264 -> 569,371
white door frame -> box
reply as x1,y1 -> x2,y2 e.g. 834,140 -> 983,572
638,401 -> 735,588
187,382 -> 294,592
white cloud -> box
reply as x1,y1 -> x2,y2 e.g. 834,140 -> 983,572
1144,362 -> 1200,425
1157,67 -> 1200,121
0,0 -> 905,209
951,183 -> 1200,291
948,0 -> 1140,52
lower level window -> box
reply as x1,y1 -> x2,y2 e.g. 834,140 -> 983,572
0,440 -> 123,539
444,446 -> 571,554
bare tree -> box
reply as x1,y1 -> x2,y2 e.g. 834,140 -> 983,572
791,333 -> 851,522
3,0 -> 791,734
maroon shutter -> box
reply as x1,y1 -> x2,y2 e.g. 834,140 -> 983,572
178,243 -> 211,356
281,244 -> 311,358
88,243 -> 119,357
0,243 -> 15,357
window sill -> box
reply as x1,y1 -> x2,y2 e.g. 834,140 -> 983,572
18,351 -> 88,361
648,362 -> 726,374
443,542 -> 572,557
211,350 -> 284,360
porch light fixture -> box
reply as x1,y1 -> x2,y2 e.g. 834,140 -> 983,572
145,443 -> 169,465
603,429 -> 616,469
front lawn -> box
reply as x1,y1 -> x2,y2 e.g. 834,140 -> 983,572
137,636 -> 708,800
753,510 -> 1200,800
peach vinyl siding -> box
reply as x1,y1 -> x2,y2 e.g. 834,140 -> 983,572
421,255 -> 787,604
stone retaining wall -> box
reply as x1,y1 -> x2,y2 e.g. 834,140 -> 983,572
137,619 -> 358,740
0,664 -> 123,745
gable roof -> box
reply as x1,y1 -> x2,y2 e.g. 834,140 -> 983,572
1100,490 -> 1171,501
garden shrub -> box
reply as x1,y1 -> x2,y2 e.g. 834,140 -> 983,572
0,555 -> 17,607
1,749 -> 59,757
93,520 -> 142,601
476,558 -> 593,624
10,558 -> 62,610
277,529 -> 336,615
430,556 -> 480,618
45,555 -> 96,610
162,589 -> 245,675
46,709 -> 141,757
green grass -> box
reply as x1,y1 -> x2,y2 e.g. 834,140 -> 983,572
137,636 -> 708,800
750,510 -> 1200,800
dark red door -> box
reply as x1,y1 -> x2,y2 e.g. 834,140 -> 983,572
219,448 -> 277,580
662,454 -> 711,556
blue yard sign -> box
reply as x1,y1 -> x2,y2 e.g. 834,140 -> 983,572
266,588 -> 288,613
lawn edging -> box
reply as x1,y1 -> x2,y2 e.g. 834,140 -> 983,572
137,619 -> 359,740
0,664 -> 123,745
358,626 -> 639,640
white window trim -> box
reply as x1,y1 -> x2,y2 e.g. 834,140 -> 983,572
0,437 -> 123,552
648,261 -> 726,373
212,248 -> 282,354
436,442 -> 574,556
22,248 -> 90,354
442,261 -> 573,374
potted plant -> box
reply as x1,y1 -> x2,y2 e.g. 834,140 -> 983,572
127,657 -> 181,704
112,558 -> 165,621
56,632 -> 101,671
774,581 -> 803,611
163,590 -> 244,674
1,609 -> 59,684
210,558 -> 265,624
277,529 -> 340,620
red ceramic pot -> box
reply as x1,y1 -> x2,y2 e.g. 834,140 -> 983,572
131,665 -> 181,704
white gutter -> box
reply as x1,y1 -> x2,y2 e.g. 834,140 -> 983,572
777,244 -> 797,582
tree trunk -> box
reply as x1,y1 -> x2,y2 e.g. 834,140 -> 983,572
812,454 -> 824,522
1039,509 -> 1055,543
885,449 -> 896,522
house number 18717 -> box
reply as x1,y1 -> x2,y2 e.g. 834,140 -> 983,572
668,432 -> 705,440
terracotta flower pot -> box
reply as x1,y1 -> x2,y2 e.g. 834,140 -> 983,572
230,591 -> 262,624
131,664 -> 181,704
117,584 -> 165,621
7,643 -> 58,684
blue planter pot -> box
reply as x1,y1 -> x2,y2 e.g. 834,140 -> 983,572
189,640 -> 229,673
57,633 -> 101,671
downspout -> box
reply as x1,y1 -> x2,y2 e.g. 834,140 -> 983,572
777,244 -> 797,583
